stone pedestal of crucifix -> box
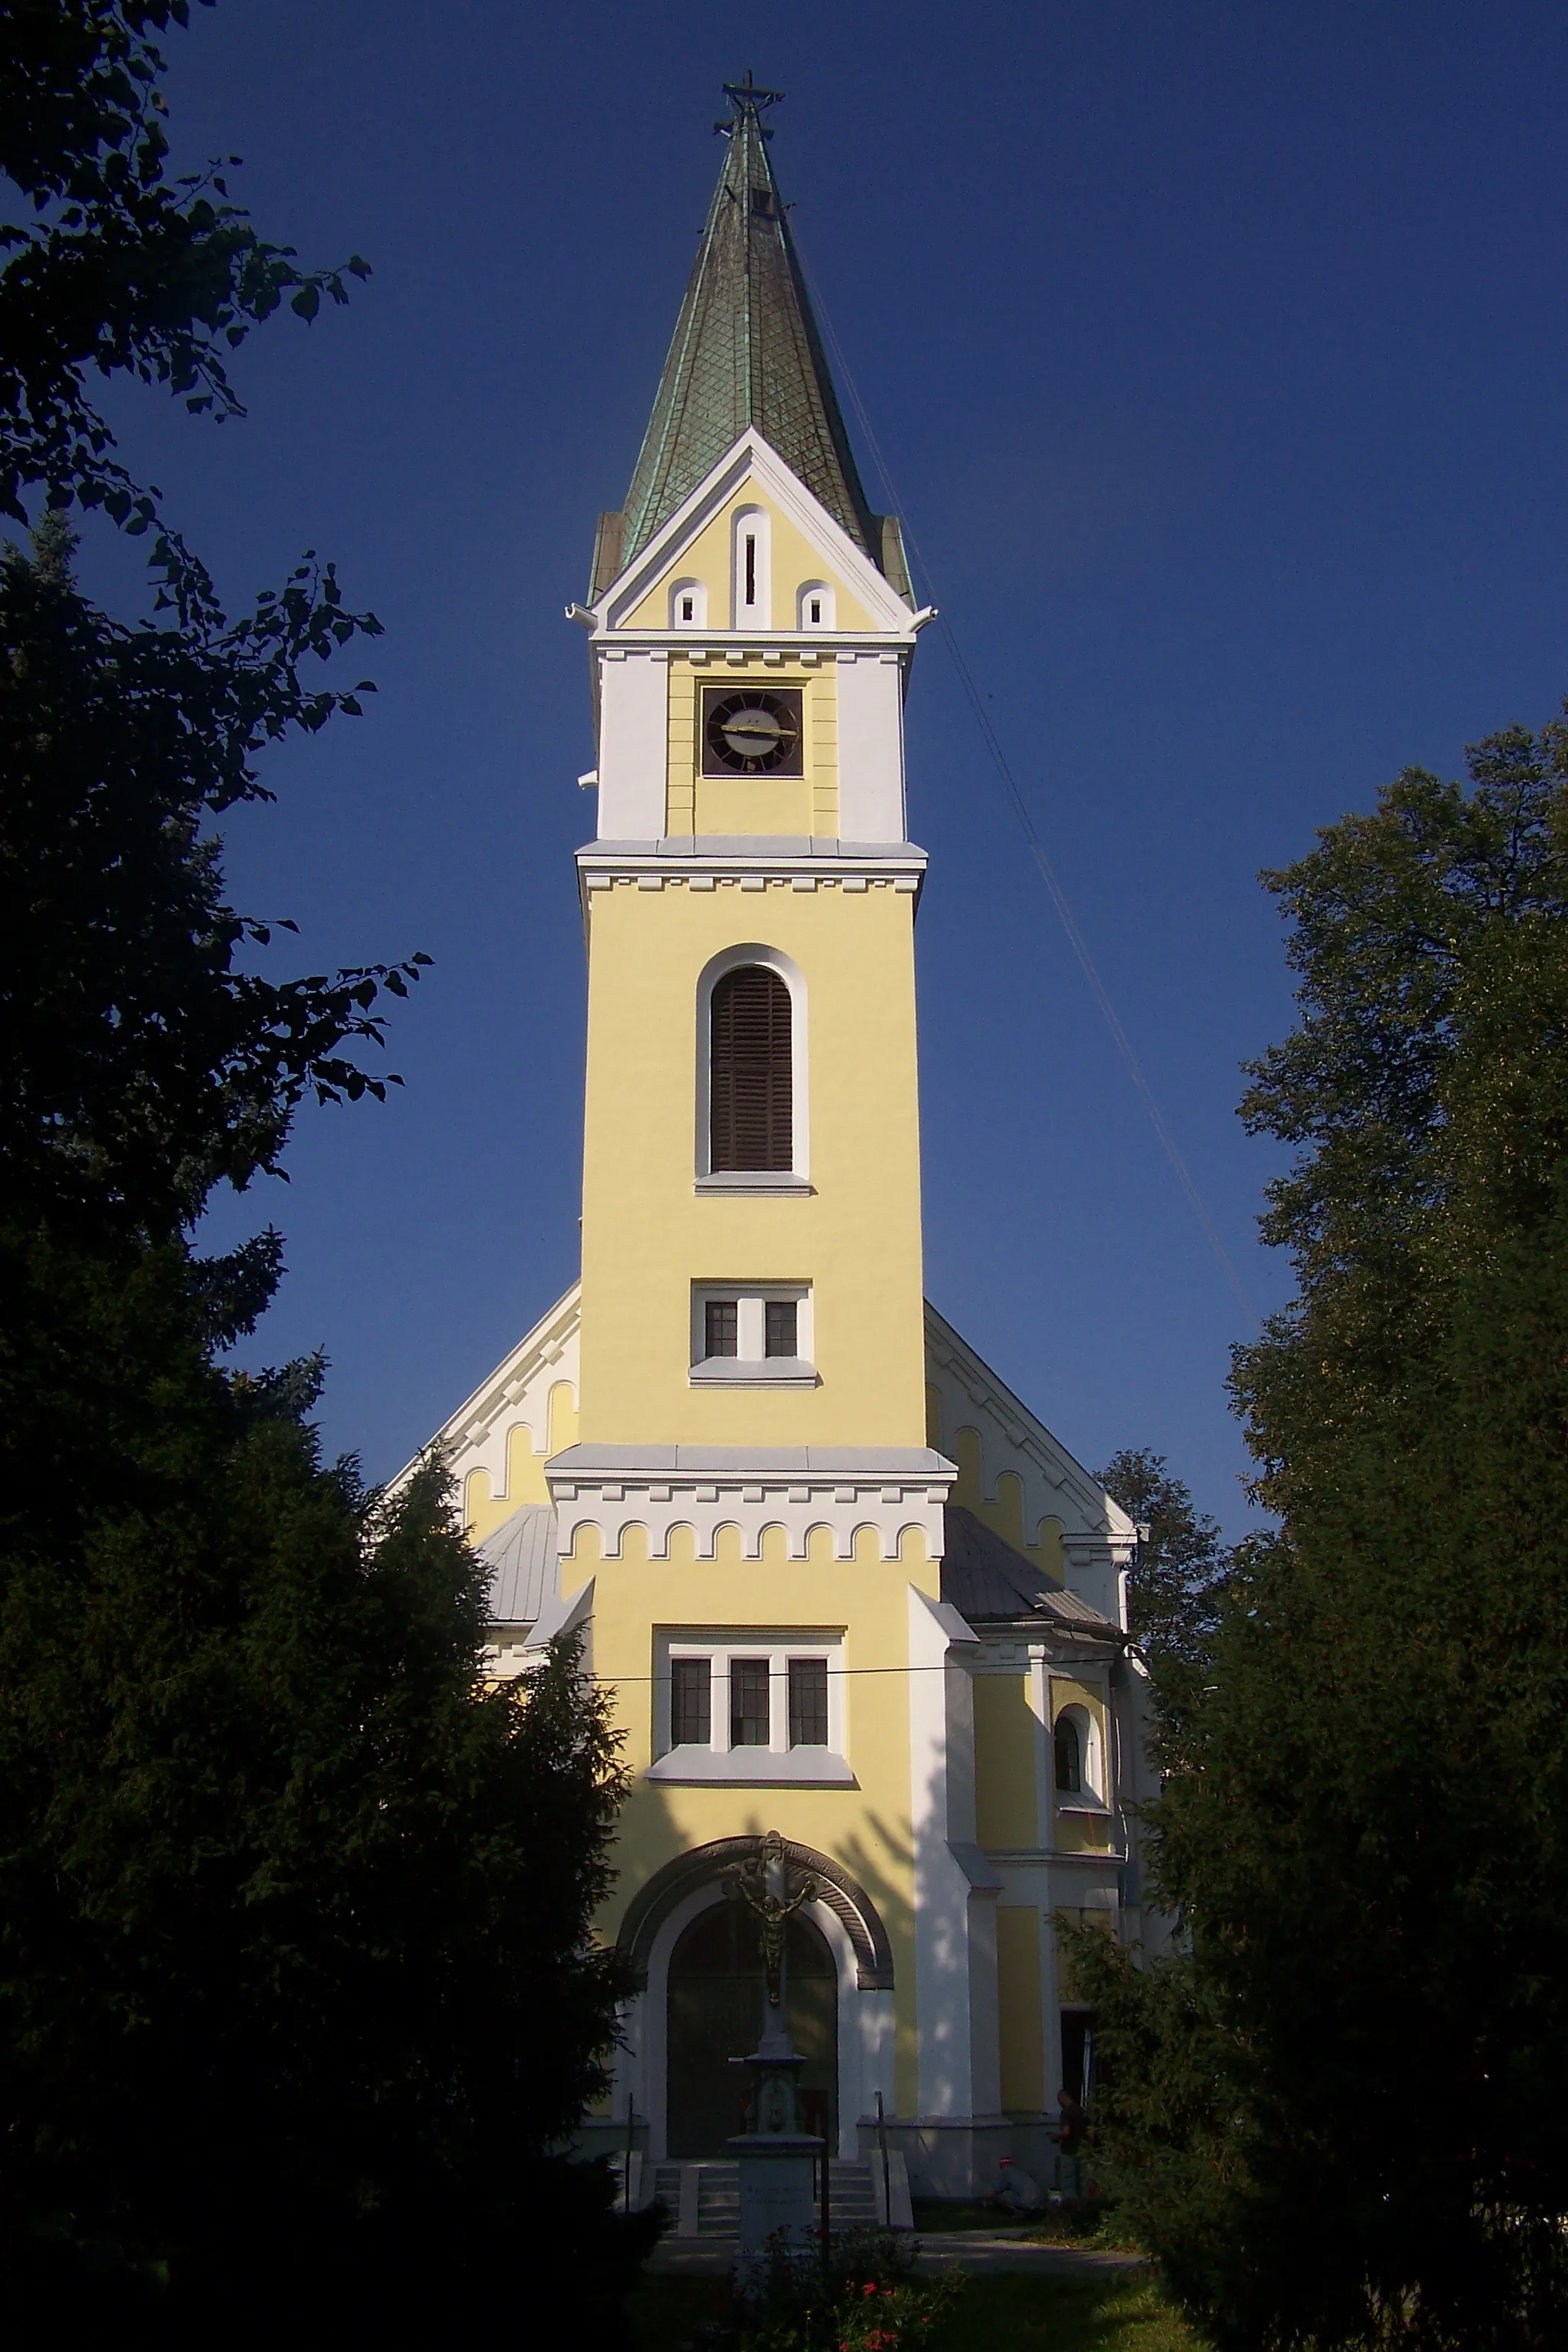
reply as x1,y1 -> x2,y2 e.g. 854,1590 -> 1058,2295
725,1831 -> 825,2269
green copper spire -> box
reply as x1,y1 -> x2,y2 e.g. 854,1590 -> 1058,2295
593,77 -> 909,600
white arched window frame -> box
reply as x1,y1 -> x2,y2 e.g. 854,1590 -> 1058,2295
668,577 -> 707,629
797,580 -> 835,631
730,505 -> 772,629
1053,1702 -> 1106,1808
694,941 -> 809,1190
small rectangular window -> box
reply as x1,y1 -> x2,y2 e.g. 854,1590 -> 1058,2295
744,534 -> 756,606
809,597 -> 822,624
681,594 -> 694,621
730,1658 -> 770,1747
705,1299 -> 739,1358
764,1298 -> 797,1357
788,1658 -> 828,1747
671,1658 -> 711,1747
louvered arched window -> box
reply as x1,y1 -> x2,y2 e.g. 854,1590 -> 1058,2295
710,965 -> 792,1171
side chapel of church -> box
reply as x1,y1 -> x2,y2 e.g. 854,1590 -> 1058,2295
411,77 -> 1152,2203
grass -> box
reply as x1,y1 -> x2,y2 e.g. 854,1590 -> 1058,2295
928,2273 -> 1204,2351
626,2273 -> 730,2352
627,2271 -> 1207,2352
911,2197 -> 1142,2253
910,2199 -> 1009,2232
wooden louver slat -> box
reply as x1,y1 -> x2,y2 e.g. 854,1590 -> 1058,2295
710,965 -> 792,1171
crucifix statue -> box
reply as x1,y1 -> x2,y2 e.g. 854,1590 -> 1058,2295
727,1829 -> 818,2013
726,1831 -> 821,2141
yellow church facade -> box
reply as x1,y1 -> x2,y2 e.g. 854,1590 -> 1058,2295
413,78 -> 1148,2202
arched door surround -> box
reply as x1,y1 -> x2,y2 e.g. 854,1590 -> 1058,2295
617,1834 -> 895,1993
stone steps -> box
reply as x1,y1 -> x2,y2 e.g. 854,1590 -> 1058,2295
653,2160 -> 897,2238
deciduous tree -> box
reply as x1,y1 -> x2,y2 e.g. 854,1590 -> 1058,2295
1073,714 -> 1568,2351
1096,1446 -> 1227,1668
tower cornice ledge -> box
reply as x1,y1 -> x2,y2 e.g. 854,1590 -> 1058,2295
546,1443 -> 956,1565
549,1445 -> 953,1477
576,838 -> 927,912
586,627 -> 933,652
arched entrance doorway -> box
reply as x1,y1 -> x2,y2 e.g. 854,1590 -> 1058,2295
666,1900 -> 838,2158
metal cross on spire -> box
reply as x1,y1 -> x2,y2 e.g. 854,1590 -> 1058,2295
716,68 -> 784,136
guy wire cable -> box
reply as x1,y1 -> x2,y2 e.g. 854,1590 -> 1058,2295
793,230 -> 1257,1325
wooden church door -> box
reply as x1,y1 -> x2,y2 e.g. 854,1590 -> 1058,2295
665,1900 -> 837,2158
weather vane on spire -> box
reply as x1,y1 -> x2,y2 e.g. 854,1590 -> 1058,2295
717,68 -> 784,137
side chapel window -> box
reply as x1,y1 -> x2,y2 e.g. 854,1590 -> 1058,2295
1054,1713 -> 1083,1795
710,965 -> 792,1171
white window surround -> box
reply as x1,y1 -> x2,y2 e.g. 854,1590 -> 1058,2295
1053,1700 -> 1109,1813
647,1632 -> 852,1785
690,1283 -> 815,1387
797,580 -> 836,629
731,504 -> 772,629
668,577 -> 707,629
694,941 -> 810,1187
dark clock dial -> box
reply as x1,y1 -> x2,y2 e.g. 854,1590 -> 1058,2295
703,687 -> 803,776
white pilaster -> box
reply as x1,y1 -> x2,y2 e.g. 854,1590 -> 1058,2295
595,648 -> 669,839
836,651 -> 907,841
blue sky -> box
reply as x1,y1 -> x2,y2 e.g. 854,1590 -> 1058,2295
81,0 -> 1568,1535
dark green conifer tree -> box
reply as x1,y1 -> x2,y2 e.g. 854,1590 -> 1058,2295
0,7 -> 646,2329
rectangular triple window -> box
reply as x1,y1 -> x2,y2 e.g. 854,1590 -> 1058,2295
659,1641 -> 841,1761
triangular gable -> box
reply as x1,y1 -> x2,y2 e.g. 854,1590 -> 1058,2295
392,1282 -> 580,1546
594,428 -> 918,638
923,1299 -> 1136,1578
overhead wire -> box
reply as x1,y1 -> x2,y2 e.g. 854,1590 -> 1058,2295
792,231 -> 1257,1326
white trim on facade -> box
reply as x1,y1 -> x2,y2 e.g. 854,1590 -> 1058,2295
652,1630 -> 847,1764
546,1447 -> 954,1566
924,1299 -> 1138,1627
593,429 -> 920,641
668,576 -> 708,629
835,648 -> 908,841
387,1282 -> 580,1500
730,502 -> 772,629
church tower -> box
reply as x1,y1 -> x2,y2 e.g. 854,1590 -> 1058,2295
569,72 -> 935,1502
413,78 -> 1147,2203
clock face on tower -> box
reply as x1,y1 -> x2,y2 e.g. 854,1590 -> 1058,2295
701,685 -> 804,777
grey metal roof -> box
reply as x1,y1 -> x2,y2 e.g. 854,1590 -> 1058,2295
940,1505 -> 1115,1632
597,78 -> 908,596
477,1504 -> 559,1628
